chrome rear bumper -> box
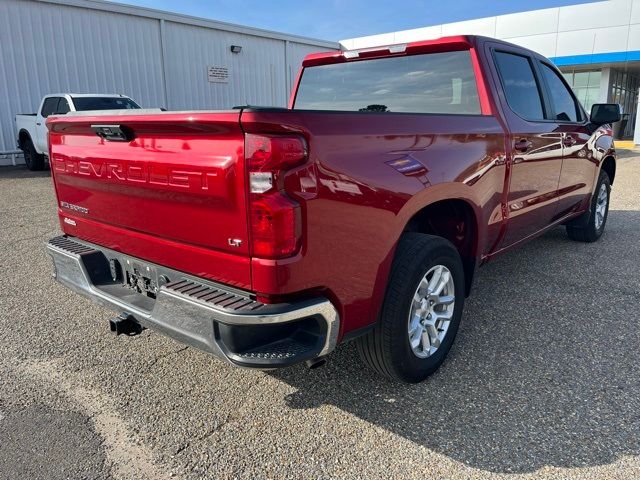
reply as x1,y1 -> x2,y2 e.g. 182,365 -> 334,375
47,236 -> 339,368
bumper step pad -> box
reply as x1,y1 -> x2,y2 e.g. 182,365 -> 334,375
163,279 -> 266,313
236,338 -> 316,361
49,236 -> 97,255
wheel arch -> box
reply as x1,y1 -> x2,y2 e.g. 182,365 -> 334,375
401,198 -> 480,297
601,155 -> 616,185
364,186 -> 484,334
17,129 -> 32,150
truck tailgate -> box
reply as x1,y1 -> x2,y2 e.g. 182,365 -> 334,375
47,111 -> 252,289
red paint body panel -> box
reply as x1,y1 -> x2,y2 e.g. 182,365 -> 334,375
242,111 -> 507,332
46,36 -> 615,341
48,112 -> 252,289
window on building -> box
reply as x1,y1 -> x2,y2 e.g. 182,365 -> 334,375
493,51 -> 544,120
554,67 -> 639,138
294,50 -> 481,114
562,69 -> 601,114
540,63 -> 580,122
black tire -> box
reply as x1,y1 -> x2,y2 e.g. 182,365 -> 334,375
22,135 -> 45,171
356,233 -> 465,383
566,170 -> 611,242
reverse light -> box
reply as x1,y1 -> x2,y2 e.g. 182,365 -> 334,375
245,133 -> 307,259
249,171 -> 273,193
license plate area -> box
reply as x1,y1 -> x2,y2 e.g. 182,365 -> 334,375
121,258 -> 159,299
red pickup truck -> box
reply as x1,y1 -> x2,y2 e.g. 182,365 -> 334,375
46,36 -> 620,383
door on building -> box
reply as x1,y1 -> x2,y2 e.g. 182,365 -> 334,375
610,70 -> 640,139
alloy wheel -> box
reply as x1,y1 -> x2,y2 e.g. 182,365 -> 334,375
595,183 -> 608,230
407,265 -> 455,358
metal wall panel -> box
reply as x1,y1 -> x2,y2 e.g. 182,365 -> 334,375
163,21 -> 288,110
495,8 -> 560,38
556,26 -> 631,57
500,33 -> 557,58
557,0 -> 632,32
286,41 -> 332,100
441,17 -> 497,38
1,0 -> 338,164
0,0 -> 166,160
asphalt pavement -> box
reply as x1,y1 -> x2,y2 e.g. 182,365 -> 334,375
0,154 -> 638,479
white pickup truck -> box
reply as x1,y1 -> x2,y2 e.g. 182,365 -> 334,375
15,93 -> 141,170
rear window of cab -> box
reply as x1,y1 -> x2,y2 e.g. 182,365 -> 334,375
293,50 -> 481,115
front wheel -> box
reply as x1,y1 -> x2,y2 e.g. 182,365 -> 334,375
356,233 -> 465,383
566,170 -> 610,242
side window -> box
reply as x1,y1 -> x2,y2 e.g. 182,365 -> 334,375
40,97 -> 60,118
494,51 -> 545,120
540,63 -> 580,122
56,97 -> 71,114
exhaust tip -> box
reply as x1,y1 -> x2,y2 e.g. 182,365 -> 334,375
305,357 -> 327,370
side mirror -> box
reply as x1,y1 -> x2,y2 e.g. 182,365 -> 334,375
590,103 -> 621,125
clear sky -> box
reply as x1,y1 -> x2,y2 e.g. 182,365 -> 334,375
121,0 -> 596,41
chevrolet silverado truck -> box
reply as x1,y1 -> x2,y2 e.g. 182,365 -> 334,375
15,93 -> 141,171
45,36 -> 620,383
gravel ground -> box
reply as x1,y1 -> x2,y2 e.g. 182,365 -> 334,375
0,154 -> 638,479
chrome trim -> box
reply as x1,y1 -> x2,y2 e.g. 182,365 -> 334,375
46,238 -> 340,362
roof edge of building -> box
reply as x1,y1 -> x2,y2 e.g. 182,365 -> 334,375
35,0 -> 340,49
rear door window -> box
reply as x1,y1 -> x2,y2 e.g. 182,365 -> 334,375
493,51 -> 545,121
40,97 -> 60,117
294,50 -> 481,115
540,63 -> 581,122
56,97 -> 71,114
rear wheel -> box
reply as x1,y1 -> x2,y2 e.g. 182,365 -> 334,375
566,170 -> 610,242
356,233 -> 465,383
22,136 -> 45,171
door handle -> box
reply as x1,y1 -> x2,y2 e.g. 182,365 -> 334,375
514,139 -> 533,152
563,135 -> 577,147
36,122 -> 41,126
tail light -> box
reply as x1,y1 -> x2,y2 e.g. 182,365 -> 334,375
245,134 -> 307,258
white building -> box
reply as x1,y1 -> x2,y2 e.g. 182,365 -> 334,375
342,0 -> 640,144
0,0 -> 339,165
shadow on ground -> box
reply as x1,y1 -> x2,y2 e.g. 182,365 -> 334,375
0,165 -> 51,180
271,210 -> 640,474
0,405 -> 109,480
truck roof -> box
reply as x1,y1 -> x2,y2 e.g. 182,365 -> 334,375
44,93 -> 132,98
